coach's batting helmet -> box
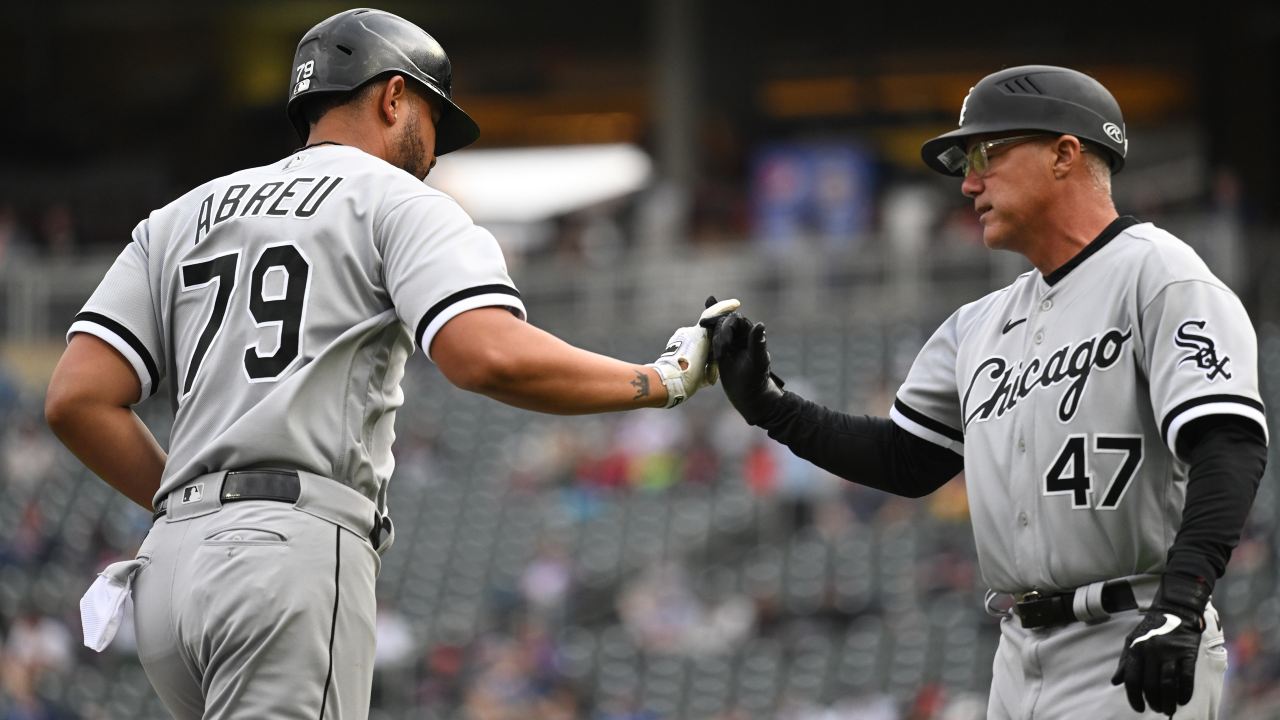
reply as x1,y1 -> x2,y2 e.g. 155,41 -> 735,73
922,65 -> 1127,176
287,8 -> 480,155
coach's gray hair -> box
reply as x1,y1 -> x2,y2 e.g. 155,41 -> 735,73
1082,144 -> 1113,195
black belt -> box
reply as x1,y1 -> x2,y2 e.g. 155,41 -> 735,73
1014,581 -> 1138,629
153,468 -> 389,545
153,469 -> 301,520
151,470 -> 391,549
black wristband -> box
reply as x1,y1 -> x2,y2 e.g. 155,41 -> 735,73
1154,573 -> 1211,627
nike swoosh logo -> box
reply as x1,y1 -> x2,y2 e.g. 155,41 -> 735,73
1002,318 -> 1027,334
1130,613 -> 1183,645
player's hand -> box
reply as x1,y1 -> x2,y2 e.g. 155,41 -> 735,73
1110,574 -> 1210,716
699,296 -> 742,386
699,297 -> 785,426
647,298 -> 740,409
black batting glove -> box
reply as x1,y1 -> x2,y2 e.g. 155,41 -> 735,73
699,296 -> 785,427
1110,573 -> 1210,716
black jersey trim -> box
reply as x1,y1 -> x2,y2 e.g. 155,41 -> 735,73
318,526 -> 341,720
415,284 -> 523,350
1044,215 -> 1141,286
1161,394 -> 1267,447
74,311 -> 161,397
893,398 -> 965,444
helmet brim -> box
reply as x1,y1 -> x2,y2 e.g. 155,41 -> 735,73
433,97 -> 480,156
920,122 -> 1034,177
286,75 -> 480,155
921,125 -> 1126,177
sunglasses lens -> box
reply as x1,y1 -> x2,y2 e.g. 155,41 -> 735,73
966,144 -> 987,175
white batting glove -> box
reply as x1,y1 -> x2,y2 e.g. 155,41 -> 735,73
647,298 -> 740,409
700,297 -> 741,386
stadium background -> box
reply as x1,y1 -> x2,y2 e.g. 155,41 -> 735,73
2,2 -> 1279,718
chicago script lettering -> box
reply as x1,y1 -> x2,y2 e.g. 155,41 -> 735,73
963,327 -> 1133,426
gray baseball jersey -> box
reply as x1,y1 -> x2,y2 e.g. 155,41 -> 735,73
891,217 -> 1267,593
69,144 -> 526,508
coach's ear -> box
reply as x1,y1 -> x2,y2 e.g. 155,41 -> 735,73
1051,134 -> 1084,180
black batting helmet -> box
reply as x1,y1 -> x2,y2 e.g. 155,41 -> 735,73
921,65 -> 1127,176
286,8 -> 480,155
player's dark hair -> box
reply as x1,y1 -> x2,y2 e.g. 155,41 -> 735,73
299,75 -> 442,130
299,79 -> 381,128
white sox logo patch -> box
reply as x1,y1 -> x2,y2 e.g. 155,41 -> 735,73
962,327 -> 1133,426
1175,319 -> 1231,381
958,87 -> 974,126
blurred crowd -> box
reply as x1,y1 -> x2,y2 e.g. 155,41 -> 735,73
0,204 -> 80,267
0,344 -> 1276,719
349,391 -> 994,720
0,149 -> 1273,717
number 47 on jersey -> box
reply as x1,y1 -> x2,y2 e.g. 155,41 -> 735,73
1044,434 -> 1142,510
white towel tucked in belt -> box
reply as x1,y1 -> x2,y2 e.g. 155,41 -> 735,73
80,557 -> 147,652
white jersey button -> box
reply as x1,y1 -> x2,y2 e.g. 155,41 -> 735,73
1040,299 -> 1053,311
1017,512 -> 1029,526
1034,330 -> 1044,344
1017,438 -> 1026,453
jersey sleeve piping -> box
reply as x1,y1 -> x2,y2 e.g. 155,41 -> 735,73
890,398 -> 964,456
68,311 -> 160,401
415,284 -> 527,357
1161,394 -> 1268,454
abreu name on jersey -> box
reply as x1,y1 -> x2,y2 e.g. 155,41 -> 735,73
194,176 -> 345,245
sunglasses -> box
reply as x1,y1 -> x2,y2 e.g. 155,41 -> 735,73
937,133 -> 1051,176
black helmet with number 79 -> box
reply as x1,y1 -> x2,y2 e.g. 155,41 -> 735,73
921,65 -> 1127,177
286,8 -> 480,155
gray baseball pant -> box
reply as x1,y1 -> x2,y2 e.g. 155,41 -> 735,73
988,588 -> 1227,719
131,471 -> 388,719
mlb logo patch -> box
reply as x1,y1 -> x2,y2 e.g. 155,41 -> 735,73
181,483 -> 204,504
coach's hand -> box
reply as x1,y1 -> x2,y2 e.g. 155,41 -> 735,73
648,298 -> 740,408
1110,574 -> 1210,716
700,297 -> 785,426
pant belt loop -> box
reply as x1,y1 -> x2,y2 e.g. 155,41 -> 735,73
1072,580 -> 1111,623
985,589 -> 1013,619
372,514 -> 396,556
292,470 -> 381,548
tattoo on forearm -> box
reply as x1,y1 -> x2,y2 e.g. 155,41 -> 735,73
631,370 -> 651,400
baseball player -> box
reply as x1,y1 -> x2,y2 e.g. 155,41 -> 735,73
703,65 -> 1268,718
44,9 -> 737,719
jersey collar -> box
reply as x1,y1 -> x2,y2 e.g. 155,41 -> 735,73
295,140 -> 346,153
1043,215 -> 1141,286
